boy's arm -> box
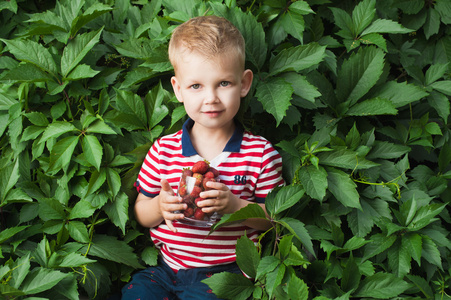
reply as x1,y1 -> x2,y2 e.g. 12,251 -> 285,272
134,179 -> 186,233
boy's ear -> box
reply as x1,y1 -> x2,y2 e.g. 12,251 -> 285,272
240,69 -> 253,98
171,76 -> 183,103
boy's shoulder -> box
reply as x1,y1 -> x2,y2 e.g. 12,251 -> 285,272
242,130 -> 274,146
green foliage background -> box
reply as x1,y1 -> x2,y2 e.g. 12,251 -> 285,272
0,0 -> 450,299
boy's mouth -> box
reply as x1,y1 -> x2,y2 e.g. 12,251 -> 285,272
203,110 -> 223,117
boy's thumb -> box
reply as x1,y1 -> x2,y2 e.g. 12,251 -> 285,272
160,179 -> 174,194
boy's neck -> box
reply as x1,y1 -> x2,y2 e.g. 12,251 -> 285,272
189,122 -> 236,161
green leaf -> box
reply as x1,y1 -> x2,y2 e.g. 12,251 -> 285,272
202,272 -> 254,300
404,233 -> 422,266
210,203 -> 266,232
255,77 -> 293,126
65,64 -> 100,80
425,63 -> 449,85
0,39 -> 58,77
10,253 -> 31,289
428,91 -> 450,124
21,267 -> 69,295
280,10 -> 305,43
287,275 -> 309,300
387,239 -> 411,278
70,3 -> 112,37
278,217 -> 314,257
317,149 -> 379,170
326,167 -> 361,209
114,88 -> 147,127
337,46 -> 385,107
406,274 -> 433,299
265,185 -> 305,217
59,252 -> 96,268
48,136 -> 80,173
265,264 -> 286,299
367,141 -> 411,160
354,272 -> 411,298
141,246 -> 159,267
330,7 -> 354,38
256,256 -> 280,281
363,234 -> 397,260
106,168 -> 121,198
352,0 -> 376,34
69,200 -> 97,220
103,192 -> 129,235
61,28 -> 103,77
297,164 -> 327,201
82,135 -> 103,171
40,121 -> 78,144
362,18 -> 414,35
236,235 -> 260,279
38,198 -> 66,221
145,82 -> 170,129
0,159 -> 20,202
424,8 -> 440,39
86,169 -> 107,197
347,98 -> 397,116
281,73 -> 321,103
341,255 -> 361,292
421,236 -> 442,268
0,225 -> 29,243
86,119 -> 117,135
67,221 -> 90,243
85,234 -> 142,268
269,43 -> 326,75
408,203 -> 446,231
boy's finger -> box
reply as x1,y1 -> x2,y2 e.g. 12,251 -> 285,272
160,179 -> 174,194
165,219 -> 177,233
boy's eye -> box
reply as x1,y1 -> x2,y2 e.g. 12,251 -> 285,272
191,84 -> 200,89
220,81 -> 230,87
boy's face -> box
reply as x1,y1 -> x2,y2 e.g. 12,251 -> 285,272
171,49 -> 252,132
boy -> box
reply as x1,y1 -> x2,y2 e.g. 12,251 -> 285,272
122,15 -> 284,299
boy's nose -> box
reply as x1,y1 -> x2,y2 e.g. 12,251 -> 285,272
204,88 -> 219,104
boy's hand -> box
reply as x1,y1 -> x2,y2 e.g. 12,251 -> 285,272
197,181 -> 241,214
158,179 -> 186,232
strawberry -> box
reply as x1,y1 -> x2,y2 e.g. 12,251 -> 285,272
194,197 -> 203,207
182,195 -> 194,205
202,177 -> 216,190
190,186 -> 202,198
192,173 -> 203,186
183,207 -> 194,218
206,167 -> 219,178
178,184 -> 187,196
192,160 -> 209,174
194,208 -> 205,220
182,168 -> 193,177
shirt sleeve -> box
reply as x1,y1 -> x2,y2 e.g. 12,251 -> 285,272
135,140 -> 161,197
254,141 -> 285,203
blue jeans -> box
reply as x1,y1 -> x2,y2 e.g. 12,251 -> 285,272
121,260 -> 243,300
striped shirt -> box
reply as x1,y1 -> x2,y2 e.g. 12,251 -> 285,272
136,119 -> 284,271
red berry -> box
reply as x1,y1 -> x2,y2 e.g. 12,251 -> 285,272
184,207 -> 194,218
192,173 -> 203,186
182,195 -> 194,205
194,208 -> 205,220
178,184 -> 187,196
192,160 -> 209,174
182,168 -> 193,177
204,171 -> 215,179
206,167 -> 219,178
190,186 -> 202,198
195,197 -> 203,207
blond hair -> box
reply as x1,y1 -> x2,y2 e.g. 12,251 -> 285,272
168,15 -> 245,72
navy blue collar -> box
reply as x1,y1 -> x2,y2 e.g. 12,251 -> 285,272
181,118 -> 243,157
